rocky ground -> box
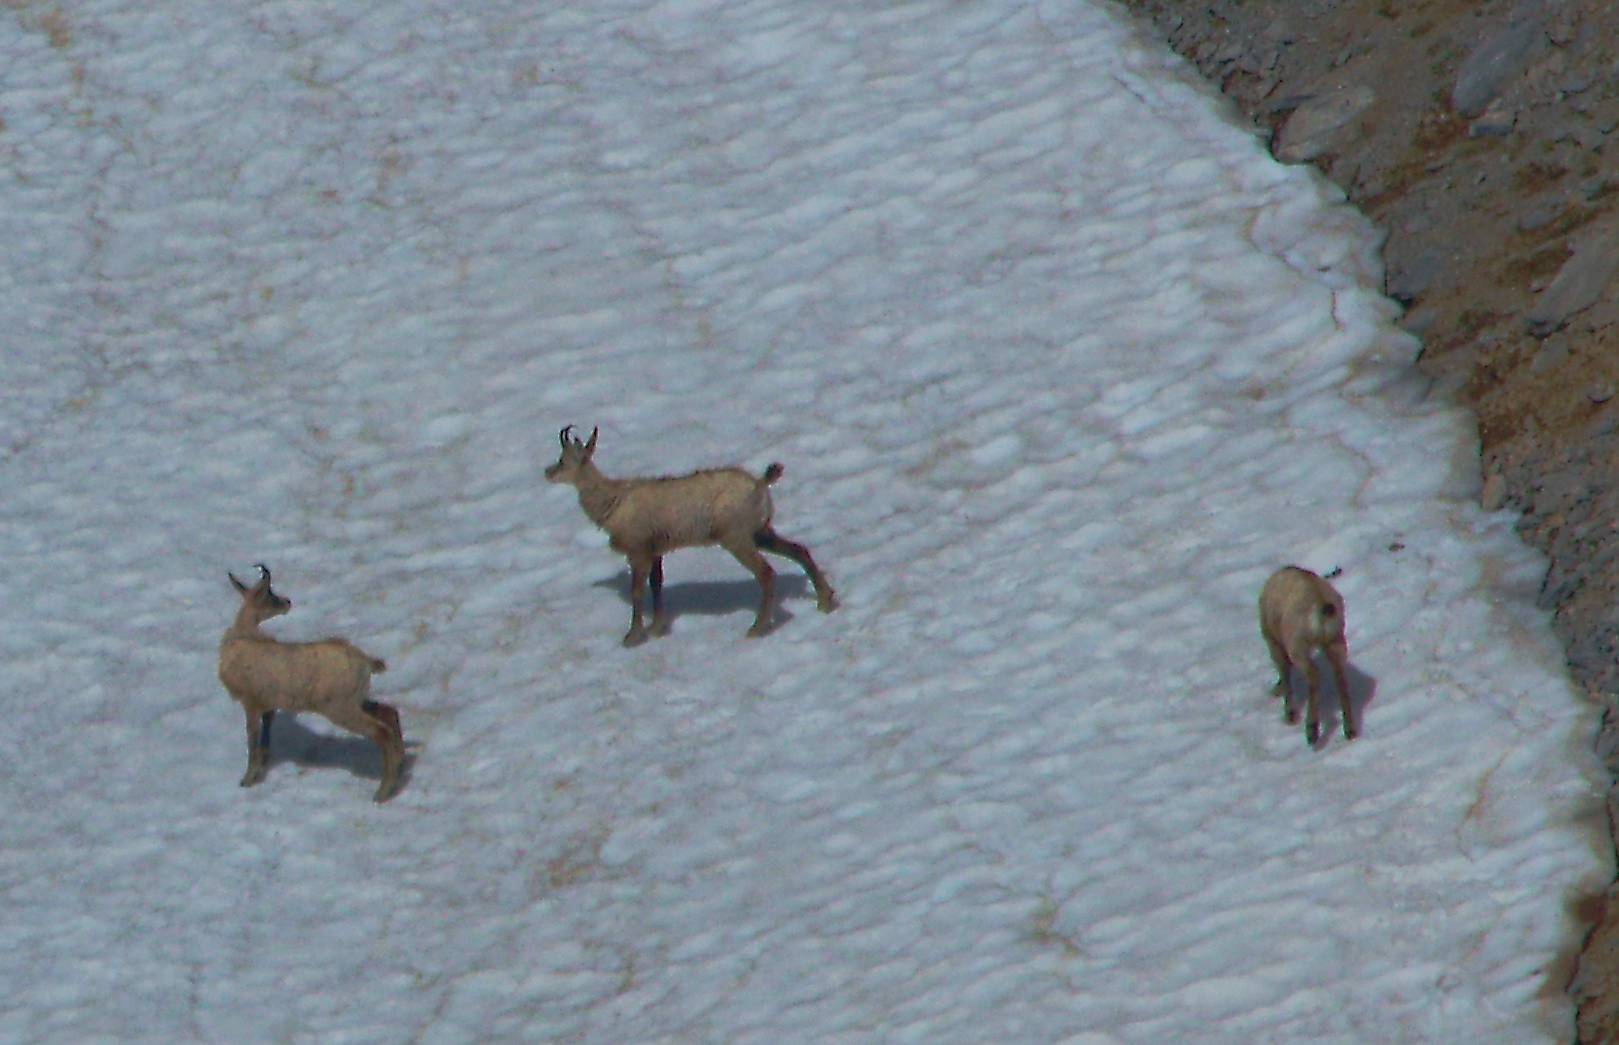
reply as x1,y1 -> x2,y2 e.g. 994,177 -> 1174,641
1116,1 -> 1619,1039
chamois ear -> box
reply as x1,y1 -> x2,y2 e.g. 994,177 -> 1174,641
229,572 -> 249,595
583,426 -> 598,458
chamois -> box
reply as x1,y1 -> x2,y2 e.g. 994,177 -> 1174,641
545,425 -> 838,646
218,564 -> 405,802
1259,565 -> 1355,748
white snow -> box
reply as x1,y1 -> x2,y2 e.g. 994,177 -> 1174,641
0,0 -> 1608,1041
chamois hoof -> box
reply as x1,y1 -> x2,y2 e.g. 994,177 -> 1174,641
650,619 -> 672,638
622,628 -> 648,648
373,782 -> 400,804
818,592 -> 839,613
1306,723 -> 1322,748
1284,707 -> 1300,725
746,622 -> 773,639
1344,726 -> 1359,741
240,768 -> 266,788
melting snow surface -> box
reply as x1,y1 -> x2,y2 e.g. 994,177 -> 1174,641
0,1 -> 1607,1042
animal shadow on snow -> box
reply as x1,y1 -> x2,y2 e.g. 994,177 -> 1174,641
264,714 -> 419,792
1277,658 -> 1379,748
591,572 -> 810,628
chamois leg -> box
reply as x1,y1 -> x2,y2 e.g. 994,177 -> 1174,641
649,556 -> 672,637
1303,657 -> 1324,748
241,707 -> 273,788
364,699 -> 402,745
723,536 -> 776,637
1328,640 -> 1356,740
1262,628 -> 1292,708
623,552 -> 653,647
755,527 -> 838,612
362,699 -> 405,802
325,700 -> 405,803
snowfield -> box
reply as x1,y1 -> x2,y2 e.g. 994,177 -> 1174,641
0,0 -> 1607,1042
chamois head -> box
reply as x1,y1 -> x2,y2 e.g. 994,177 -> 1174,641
545,424 -> 599,485
228,563 -> 291,623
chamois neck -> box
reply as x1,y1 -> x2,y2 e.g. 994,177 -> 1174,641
225,606 -> 268,641
573,464 -> 627,528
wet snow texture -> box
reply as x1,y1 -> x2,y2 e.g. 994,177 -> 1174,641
0,1 -> 1606,1042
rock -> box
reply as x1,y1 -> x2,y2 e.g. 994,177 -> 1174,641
1469,103 -> 1518,137
1574,881 -> 1619,1045
1534,470 -> 1591,514
1527,221 -> 1619,335
1481,472 -> 1507,511
1518,196 -> 1566,232
1385,248 -> 1446,304
1573,124 -> 1609,151
1264,91 -> 1314,116
1531,333 -> 1571,373
1588,400 -> 1619,440
1250,20 -> 1293,72
1452,6 -> 1548,117
1398,303 -> 1439,339
1274,83 -> 1375,162
1549,8 -> 1579,47
1561,73 -> 1593,96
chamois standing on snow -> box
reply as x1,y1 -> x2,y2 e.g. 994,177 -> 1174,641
1259,565 -> 1355,748
545,425 -> 839,646
218,564 -> 405,802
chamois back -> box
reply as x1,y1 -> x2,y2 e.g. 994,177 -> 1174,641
1259,565 -> 1345,658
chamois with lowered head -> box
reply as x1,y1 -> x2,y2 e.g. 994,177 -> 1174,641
218,564 -> 405,802
1259,565 -> 1355,748
545,425 -> 838,646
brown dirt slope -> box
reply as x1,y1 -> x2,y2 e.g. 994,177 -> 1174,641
1115,0 -> 1619,1039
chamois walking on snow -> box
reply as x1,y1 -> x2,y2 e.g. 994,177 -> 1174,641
545,425 -> 839,646
218,564 -> 405,802
1259,565 -> 1355,748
